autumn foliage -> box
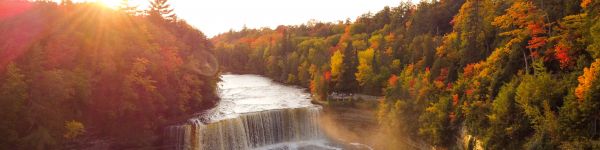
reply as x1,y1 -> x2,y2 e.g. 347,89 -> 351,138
554,42 -> 572,69
575,59 -> 600,102
212,0 -> 597,149
0,1 -> 218,149
388,75 -> 398,87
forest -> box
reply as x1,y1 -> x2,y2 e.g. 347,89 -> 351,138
213,0 -> 600,149
0,0 -> 219,149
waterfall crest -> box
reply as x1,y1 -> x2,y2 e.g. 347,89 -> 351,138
165,106 -> 323,150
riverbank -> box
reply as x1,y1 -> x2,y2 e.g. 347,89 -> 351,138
213,73 -> 434,149
316,97 -> 434,150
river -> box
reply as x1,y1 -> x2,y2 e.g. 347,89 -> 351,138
165,74 -> 374,150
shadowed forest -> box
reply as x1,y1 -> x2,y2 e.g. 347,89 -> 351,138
0,0 -> 218,149
1,0 -> 600,149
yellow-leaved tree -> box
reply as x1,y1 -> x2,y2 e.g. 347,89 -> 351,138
356,48 -> 375,88
330,50 -> 344,79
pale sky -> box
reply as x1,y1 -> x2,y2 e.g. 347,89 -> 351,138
70,0 -> 422,37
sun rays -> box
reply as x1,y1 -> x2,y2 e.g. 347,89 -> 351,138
96,0 -> 121,9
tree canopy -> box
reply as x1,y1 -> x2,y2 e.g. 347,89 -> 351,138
0,0 -> 218,149
212,0 -> 600,148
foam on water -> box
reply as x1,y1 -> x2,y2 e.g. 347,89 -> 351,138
165,74 -> 343,150
252,139 -> 342,150
203,74 -> 314,121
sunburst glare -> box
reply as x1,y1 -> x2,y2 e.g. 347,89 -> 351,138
96,0 -> 121,9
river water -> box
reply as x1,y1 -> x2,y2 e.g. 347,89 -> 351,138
208,74 -> 314,121
165,74 -> 348,150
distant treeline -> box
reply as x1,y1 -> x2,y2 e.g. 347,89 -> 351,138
213,0 -> 600,149
0,0 -> 218,149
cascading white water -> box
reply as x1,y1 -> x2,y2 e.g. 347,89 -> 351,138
164,74 -> 336,150
166,106 -> 324,150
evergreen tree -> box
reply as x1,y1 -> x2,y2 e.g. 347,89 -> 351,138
148,0 -> 176,22
335,41 -> 359,93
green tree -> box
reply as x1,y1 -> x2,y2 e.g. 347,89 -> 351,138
334,41 -> 359,93
310,70 -> 329,101
419,96 -> 452,146
515,67 -> 564,149
452,0 -> 495,67
484,79 -> 529,149
559,59 -> 600,149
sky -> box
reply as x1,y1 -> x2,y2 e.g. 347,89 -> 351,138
74,0 -> 422,37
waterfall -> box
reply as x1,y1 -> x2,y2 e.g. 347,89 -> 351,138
165,106 -> 323,150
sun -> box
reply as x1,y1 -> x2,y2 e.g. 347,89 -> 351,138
97,0 -> 122,9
